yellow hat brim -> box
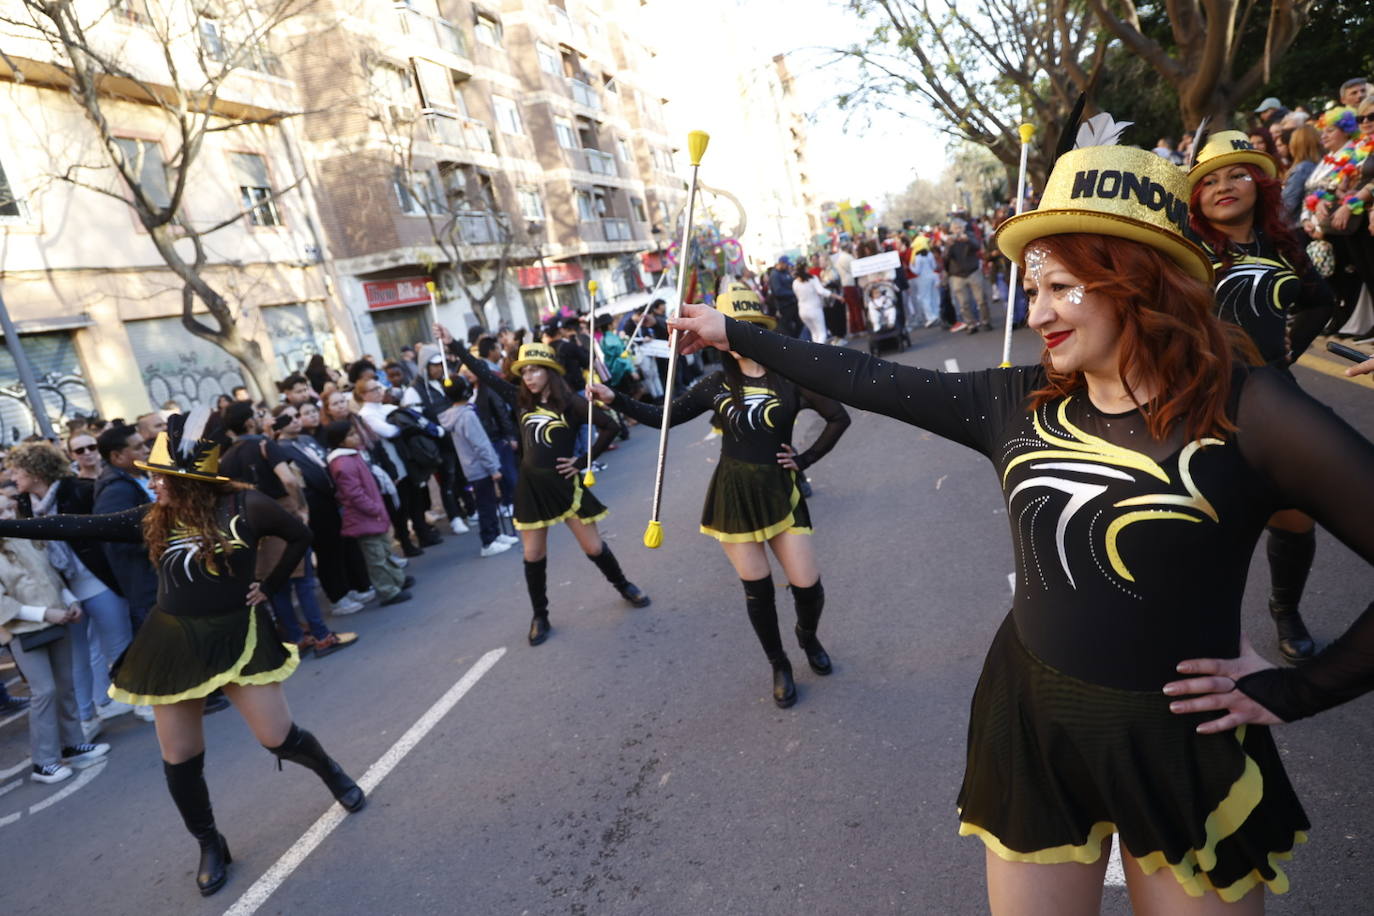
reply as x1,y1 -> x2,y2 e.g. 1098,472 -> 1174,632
133,461 -> 231,483
510,357 -> 565,375
995,208 -> 1214,286
729,312 -> 777,330
1188,150 -> 1278,189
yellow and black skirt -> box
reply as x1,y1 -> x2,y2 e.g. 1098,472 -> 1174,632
514,466 -> 608,531
108,604 -> 298,706
957,614 -> 1308,903
699,455 -> 813,543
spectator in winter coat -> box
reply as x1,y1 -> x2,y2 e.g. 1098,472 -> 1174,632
403,351 -> 472,533
437,377 -> 517,557
324,421 -> 410,606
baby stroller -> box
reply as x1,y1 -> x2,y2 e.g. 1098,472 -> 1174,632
865,280 -> 910,356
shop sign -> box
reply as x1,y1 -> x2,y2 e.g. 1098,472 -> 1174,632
517,262 -> 585,289
364,276 -> 433,310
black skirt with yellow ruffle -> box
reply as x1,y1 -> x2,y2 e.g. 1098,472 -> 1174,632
108,605 -> 298,706
514,466 -> 608,531
699,455 -> 812,543
957,614 -> 1308,903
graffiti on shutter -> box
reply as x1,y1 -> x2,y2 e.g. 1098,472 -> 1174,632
126,317 -> 248,409
0,332 -> 96,445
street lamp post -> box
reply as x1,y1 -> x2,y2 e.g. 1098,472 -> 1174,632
0,287 -> 55,440
527,220 -> 560,321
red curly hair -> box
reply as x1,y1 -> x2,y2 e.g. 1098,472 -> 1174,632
1025,233 -> 1239,443
1188,163 -> 1309,272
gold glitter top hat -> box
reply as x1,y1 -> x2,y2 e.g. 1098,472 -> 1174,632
136,405 -> 230,483
995,107 -> 1213,285
716,281 -> 776,329
510,342 -> 565,375
1187,130 -> 1278,190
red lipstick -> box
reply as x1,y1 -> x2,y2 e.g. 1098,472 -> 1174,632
1044,330 -> 1072,349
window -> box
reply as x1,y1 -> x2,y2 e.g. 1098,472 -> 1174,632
198,15 -> 225,61
110,0 -> 148,24
537,43 -> 560,76
114,138 -> 172,208
371,64 -> 417,117
231,152 -> 278,226
616,137 -> 632,161
574,189 -> 594,221
394,167 -> 443,216
592,190 -> 608,218
553,117 -> 577,149
0,155 -> 26,221
474,13 -> 501,46
491,95 -> 522,135
630,197 -> 646,223
413,58 -> 456,110
517,187 -> 544,221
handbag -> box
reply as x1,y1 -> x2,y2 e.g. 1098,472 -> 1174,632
17,624 -> 64,652
1307,239 -> 1336,278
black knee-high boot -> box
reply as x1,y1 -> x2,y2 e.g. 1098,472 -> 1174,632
742,575 -> 795,708
267,724 -> 366,812
524,557 -> 550,645
790,579 -> 832,675
588,545 -> 651,607
1267,526 -> 1317,661
164,753 -> 232,897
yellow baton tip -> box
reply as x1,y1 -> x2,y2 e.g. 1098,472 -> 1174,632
1018,123 -> 1036,143
687,131 -> 710,166
583,470 -> 596,487
643,520 -> 663,549
998,361 -> 1013,368
425,281 -> 437,294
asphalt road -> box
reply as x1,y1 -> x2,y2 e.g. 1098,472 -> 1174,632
2,325 -> 1372,915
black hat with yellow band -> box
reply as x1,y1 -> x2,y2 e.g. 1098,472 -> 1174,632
994,106 -> 1214,285
715,281 -> 776,329
510,342 -> 565,375
1187,130 -> 1278,190
136,405 -> 231,483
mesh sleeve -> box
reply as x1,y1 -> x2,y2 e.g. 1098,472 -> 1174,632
243,490 -> 312,595
1232,368 -> 1374,720
794,387 -> 851,470
0,506 -> 147,543
611,374 -> 719,429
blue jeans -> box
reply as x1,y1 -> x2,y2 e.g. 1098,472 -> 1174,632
470,476 -> 501,546
270,551 -> 332,643
68,588 -> 133,718
493,440 -> 518,507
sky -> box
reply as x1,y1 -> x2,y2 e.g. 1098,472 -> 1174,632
644,0 -> 950,206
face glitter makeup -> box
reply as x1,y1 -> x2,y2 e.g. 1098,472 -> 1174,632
1025,245 -> 1050,282
1066,285 -> 1086,305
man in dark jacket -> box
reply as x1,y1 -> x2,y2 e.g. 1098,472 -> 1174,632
767,257 -> 801,338
402,350 -> 472,532
92,424 -> 157,630
943,223 -> 990,333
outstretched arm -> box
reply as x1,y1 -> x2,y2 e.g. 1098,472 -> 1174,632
604,374 -> 719,429
436,323 -> 519,404
0,506 -> 148,544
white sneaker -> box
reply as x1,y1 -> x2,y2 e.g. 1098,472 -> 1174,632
450,517 -> 470,534
96,700 -> 134,721
133,705 -> 155,722
332,596 -> 364,615
390,554 -> 409,568
81,717 -> 103,741
62,742 -> 111,768
465,513 -> 478,525
497,534 -> 520,546
347,589 -> 377,604
480,539 -> 514,557
31,763 -> 73,784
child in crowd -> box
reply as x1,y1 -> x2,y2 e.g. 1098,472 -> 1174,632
437,377 -> 517,558
324,421 -> 412,606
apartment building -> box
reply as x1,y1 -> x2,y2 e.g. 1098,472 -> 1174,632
287,0 -> 684,359
0,0 -> 351,435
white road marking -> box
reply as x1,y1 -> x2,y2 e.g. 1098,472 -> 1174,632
943,358 -> 960,372
0,778 -> 21,799
0,757 -> 32,781
935,474 -> 947,490
0,759 -> 108,830
222,647 -> 506,916
1105,835 -> 1125,886
0,711 -> 26,730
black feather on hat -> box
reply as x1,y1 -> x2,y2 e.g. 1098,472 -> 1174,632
135,405 -> 231,482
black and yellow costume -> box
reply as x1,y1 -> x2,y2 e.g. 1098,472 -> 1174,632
611,372 -> 849,541
0,489 -> 306,704
722,315 -> 1374,902
1204,233 -> 1334,369
456,350 -> 616,531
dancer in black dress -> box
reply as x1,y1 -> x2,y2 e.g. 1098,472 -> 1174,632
1189,129 -> 1337,662
0,409 -> 364,897
589,283 -> 850,707
671,122 -> 1374,912
435,329 -> 650,645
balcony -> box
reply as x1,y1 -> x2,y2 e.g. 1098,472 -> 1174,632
455,209 -> 505,244
602,218 -> 632,241
585,149 -> 616,177
425,111 -> 494,153
395,6 -> 467,57
569,78 -> 600,110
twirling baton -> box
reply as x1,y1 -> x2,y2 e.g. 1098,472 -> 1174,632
584,279 -> 599,487
1000,123 -> 1035,368
425,280 -> 451,381
644,130 -> 709,549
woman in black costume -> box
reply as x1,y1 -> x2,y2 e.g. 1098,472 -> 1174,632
0,409 -> 364,897
671,129 -> 1374,912
434,329 -> 650,646
589,283 -> 850,707
1189,130 -> 1336,663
